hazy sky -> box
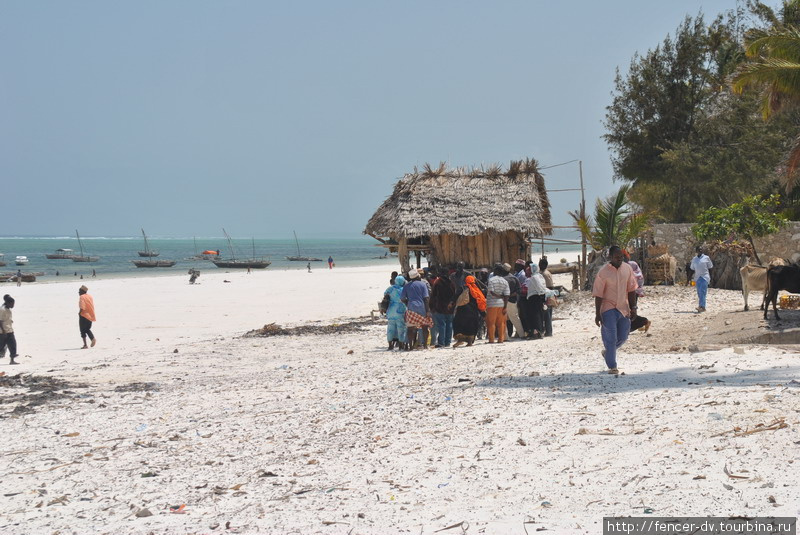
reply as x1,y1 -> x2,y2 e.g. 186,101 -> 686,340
2,0 -> 740,238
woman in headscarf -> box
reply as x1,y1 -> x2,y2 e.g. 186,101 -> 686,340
523,265 -> 547,339
453,275 -> 486,347
627,261 -> 651,333
384,275 -> 408,350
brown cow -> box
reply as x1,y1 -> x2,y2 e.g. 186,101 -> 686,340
740,258 -> 786,311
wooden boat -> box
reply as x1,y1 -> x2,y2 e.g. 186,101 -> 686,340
72,230 -> 100,262
137,250 -> 160,257
0,253 -> 5,267
46,248 -> 76,259
186,238 -> 220,260
132,229 -> 176,268
212,229 -> 271,269
286,231 -> 322,262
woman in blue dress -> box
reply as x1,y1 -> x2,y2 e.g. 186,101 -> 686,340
384,275 -> 408,350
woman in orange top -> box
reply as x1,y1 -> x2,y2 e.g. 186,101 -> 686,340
78,285 -> 97,349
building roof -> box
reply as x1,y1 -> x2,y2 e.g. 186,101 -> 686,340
364,159 -> 551,238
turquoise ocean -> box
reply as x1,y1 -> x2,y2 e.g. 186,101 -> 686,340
0,235 -> 582,280
0,236 -> 397,279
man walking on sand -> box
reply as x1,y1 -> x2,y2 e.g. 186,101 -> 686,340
0,294 -> 19,365
592,246 -> 638,375
690,246 -> 713,312
328,256 -> 334,269
78,285 -> 97,349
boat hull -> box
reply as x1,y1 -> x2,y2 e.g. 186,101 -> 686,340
286,256 -> 322,261
138,251 -> 160,257
46,254 -> 76,259
72,256 -> 100,262
132,260 -> 176,268
212,260 -> 271,269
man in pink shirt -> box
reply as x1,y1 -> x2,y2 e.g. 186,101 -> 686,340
592,246 -> 638,374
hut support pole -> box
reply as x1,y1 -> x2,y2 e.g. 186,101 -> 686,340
398,238 -> 410,273
415,251 -> 422,269
579,160 -> 587,288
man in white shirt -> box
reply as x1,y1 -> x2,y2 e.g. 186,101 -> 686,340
485,264 -> 510,343
690,246 -> 713,312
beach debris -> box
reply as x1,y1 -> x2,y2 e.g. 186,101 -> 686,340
257,470 -> 278,477
63,432 -> 80,437
244,317 -> 377,338
434,521 -> 468,533
724,465 -> 749,479
723,483 -> 734,491
347,350 -> 354,355
169,504 -> 186,514
135,507 -> 153,518
173,348 -> 179,353
693,475 -> 706,480
517,438 -> 527,446
140,472 -> 157,478
115,382 -> 159,392
643,508 -> 655,514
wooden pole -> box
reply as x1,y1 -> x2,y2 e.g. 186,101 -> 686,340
579,160 -> 587,289
398,237 -> 410,273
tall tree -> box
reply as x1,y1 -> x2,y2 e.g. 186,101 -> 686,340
733,1 -> 800,190
605,8 -> 799,221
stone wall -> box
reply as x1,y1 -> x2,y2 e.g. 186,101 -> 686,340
650,221 -> 800,279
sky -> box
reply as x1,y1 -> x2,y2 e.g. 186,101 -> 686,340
1,0 -> 744,238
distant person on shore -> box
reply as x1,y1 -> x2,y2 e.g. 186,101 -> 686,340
307,262 -> 312,273
78,285 -> 97,349
0,295 -> 19,364
92,269 -> 96,278
401,269 -> 432,350
16,270 -> 22,287
453,275 -> 486,347
328,256 -> 334,269
189,269 -> 200,284
690,246 -> 713,313
384,275 -> 407,350
592,246 -> 638,375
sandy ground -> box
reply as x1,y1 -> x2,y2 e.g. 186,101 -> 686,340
0,266 -> 799,534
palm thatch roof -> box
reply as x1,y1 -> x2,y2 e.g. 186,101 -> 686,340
364,158 -> 551,238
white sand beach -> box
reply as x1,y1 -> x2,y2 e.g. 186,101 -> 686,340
1,266 -> 799,534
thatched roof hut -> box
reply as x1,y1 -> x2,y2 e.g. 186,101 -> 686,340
364,158 -> 551,272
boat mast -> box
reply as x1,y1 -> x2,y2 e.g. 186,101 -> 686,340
76,229 -> 84,258
223,228 -> 236,261
294,230 -> 301,256
141,228 -> 150,256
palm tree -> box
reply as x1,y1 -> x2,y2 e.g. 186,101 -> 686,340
570,185 -> 649,251
733,25 -> 800,190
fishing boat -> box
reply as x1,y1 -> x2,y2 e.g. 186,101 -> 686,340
72,230 -> 100,262
286,231 -> 322,261
15,256 -> 29,266
186,237 -> 220,260
137,250 -> 160,257
212,229 -> 271,269
46,248 -> 76,259
132,229 -> 176,268
0,253 -> 5,267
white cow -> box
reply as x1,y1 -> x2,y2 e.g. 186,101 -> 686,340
740,258 -> 786,311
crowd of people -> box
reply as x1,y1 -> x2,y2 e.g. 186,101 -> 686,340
380,258 -> 561,350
